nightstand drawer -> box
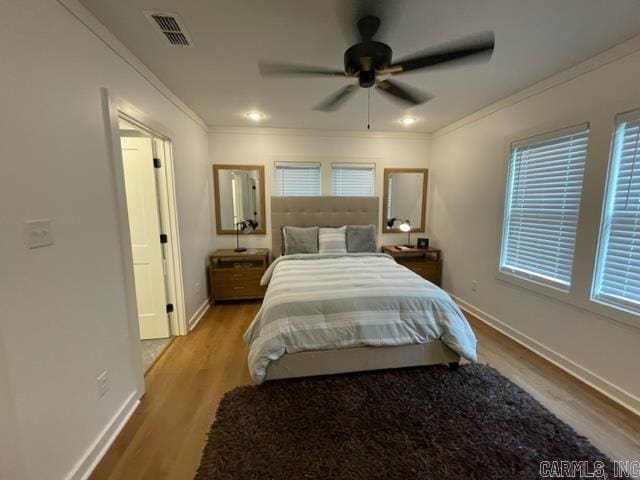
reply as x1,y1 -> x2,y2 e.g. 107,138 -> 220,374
401,261 -> 439,283
212,268 -> 263,285
382,246 -> 443,287
213,283 -> 266,300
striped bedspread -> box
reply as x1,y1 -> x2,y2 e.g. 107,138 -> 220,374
243,253 -> 477,384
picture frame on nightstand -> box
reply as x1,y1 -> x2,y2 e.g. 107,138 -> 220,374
417,237 -> 430,249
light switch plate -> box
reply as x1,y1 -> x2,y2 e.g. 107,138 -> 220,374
23,219 -> 54,249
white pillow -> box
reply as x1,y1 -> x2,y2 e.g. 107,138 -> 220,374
318,226 -> 347,254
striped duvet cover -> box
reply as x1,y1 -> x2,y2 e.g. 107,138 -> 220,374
243,253 -> 477,384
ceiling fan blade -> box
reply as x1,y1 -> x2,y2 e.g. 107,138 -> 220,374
380,31 -> 495,75
259,61 -> 346,77
375,79 -> 431,107
314,85 -> 359,111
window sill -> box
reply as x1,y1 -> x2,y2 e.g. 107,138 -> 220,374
499,267 -> 570,293
591,294 -> 640,318
496,269 -> 571,302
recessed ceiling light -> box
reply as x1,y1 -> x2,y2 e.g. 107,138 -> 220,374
400,116 -> 417,126
245,111 -> 265,121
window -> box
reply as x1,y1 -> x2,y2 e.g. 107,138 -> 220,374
593,111 -> 640,313
500,124 -> 589,289
331,163 -> 375,196
273,162 -> 321,196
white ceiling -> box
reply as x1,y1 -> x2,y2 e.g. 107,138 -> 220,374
79,0 -> 640,133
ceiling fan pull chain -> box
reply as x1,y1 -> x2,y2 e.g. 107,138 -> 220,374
367,88 -> 371,130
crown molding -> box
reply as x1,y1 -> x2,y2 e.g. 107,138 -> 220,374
207,125 -> 431,140
56,0 -> 209,133
433,34 -> 640,138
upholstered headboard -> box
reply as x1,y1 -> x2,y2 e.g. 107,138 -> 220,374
271,196 -> 379,258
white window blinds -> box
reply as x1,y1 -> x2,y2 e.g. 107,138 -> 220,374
593,112 -> 640,313
331,163 -> 375,196
273,162 -> 321,196
500,125 -> 589,289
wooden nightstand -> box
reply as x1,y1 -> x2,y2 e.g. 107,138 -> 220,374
382,245 -> 442,286
209,249 -> 269,302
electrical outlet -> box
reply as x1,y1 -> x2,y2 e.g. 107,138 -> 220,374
96,371 -> 109,398
23,219 -> 54,249
471,280 -> 478,292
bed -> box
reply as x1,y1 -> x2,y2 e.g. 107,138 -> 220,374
243,196 -> 477,384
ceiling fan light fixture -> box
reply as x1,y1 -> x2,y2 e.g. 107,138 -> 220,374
400,116 -> 417,126
245,111 -> 265,121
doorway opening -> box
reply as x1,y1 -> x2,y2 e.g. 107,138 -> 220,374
119,115 -> 185,373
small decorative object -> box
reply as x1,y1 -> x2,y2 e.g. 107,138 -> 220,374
386,217 -> 412,247
234,218 -> 259,252
417,237 -> 429,249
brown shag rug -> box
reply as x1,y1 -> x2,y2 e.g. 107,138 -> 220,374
196,365 -> 615,479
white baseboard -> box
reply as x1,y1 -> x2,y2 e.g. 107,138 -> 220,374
188,298 -> 211,332
452,294 -> 640,417
65,390 -> 140,480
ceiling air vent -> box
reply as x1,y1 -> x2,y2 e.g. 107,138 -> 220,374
144,11 -> 192,46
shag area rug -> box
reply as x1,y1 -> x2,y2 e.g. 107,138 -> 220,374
196,364 -> 614,479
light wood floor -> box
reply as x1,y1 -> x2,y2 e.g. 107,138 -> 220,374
90,302 -> 640,480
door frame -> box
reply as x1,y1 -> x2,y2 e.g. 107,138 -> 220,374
101,88 -> 188,390
119,117 -> 186,339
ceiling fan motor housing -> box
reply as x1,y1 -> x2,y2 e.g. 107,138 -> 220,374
344,41 -> 392,87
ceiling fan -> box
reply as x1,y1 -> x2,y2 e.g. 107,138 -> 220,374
258,14 -> 495,115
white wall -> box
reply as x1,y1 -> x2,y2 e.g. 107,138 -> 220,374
208,129 -> 432,251
0,1 -> 212,479
0,331 -> 24,479
430,38 -> 640,412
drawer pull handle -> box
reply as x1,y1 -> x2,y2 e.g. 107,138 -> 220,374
232,286 -> 245,290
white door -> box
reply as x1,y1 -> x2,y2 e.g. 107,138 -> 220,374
121,136 -> 170,339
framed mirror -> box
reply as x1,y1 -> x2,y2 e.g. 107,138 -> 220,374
382,168 -> 428,233
213,164 -> 266,234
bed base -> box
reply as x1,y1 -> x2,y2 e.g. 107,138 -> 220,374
264,340 -> 460,381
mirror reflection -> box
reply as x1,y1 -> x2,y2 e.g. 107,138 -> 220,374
383,169 -> 428,233
213,165 -> 266,234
